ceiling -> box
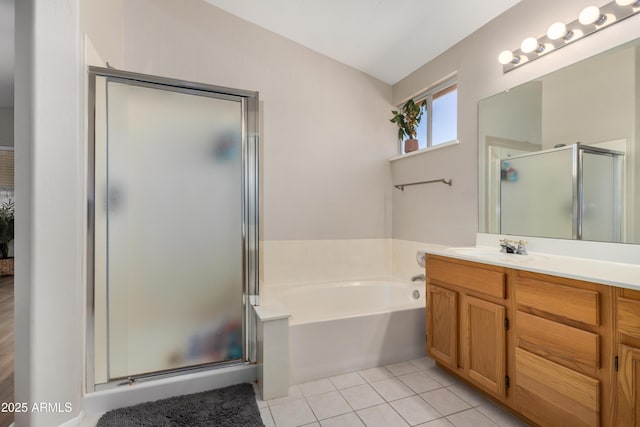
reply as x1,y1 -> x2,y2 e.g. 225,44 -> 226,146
0,0 -> 13,107
204,0 -> 521,84
0,0 -> 523,107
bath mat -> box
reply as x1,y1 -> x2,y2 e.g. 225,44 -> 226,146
97,383 -> 264,427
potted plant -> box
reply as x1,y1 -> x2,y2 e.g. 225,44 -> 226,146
0,199 -> 14,276
390,99 -> 426,153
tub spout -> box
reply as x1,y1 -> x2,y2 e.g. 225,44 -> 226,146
411,274 -> 425,282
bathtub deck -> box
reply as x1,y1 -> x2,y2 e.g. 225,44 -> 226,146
257,356 -> 528,427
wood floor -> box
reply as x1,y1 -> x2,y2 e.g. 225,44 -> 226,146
0,276 -> 14,427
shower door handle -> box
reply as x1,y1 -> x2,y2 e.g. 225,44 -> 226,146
107,186 -> 126,212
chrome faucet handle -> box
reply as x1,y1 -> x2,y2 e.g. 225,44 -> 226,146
516,240 -> 528,255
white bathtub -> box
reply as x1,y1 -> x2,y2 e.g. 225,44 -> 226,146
263,279 -> 427,384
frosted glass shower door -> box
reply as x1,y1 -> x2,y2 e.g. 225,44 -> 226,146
106,81 -> 244,379
582,151 -> 620,242
500,148 -> 574,239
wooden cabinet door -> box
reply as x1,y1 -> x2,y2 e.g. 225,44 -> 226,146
464,295 -> 506,397
515,347 -> 599,427
618,344 -> 640,426
427,284 -> 457,369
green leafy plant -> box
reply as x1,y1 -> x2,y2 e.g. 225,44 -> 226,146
0,199 -> 14,259
390,99 -> 427,141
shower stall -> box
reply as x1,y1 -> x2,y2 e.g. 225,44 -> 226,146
87,68 -> 259,390
500,143 -> 624,242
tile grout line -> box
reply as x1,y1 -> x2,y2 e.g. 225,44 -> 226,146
261,358 -> 514,427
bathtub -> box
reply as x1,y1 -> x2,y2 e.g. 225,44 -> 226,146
263,279 -> 427,384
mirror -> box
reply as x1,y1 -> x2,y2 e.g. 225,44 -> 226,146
479,37 -> 640,244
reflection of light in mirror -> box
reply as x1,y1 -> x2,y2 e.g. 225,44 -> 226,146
571,28 -> 585,39
601,13 -> 617,25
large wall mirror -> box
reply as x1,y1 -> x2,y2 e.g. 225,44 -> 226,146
479,37 -> 640,244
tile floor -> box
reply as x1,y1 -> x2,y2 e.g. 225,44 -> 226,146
255,357 -> 530,427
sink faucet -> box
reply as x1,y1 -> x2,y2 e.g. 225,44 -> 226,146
499,239 -> 516,253
499,239 -> 527,255
411,273 -> 425,282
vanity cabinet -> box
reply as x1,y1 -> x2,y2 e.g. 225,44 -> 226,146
616,288 -> 640,425
513,270 -> 612,427
426,256 -> 508,400
426,255 -> 617,426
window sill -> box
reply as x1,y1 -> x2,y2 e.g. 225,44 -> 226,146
388,139 -> 459,162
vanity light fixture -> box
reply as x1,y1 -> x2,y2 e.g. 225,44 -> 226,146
578,5 -> 606,25
615,0 -> 639,6
547,22 -> 574,40
499,0 -> 640,73
498,50 -> 520,65
521,37 -> 545,53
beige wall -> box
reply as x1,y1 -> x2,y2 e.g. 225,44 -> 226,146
120,0 -> 396,241
541,46 -> 635,148
392,0 -> 640,245
0,106 -> 13,146
80,0 -> 124,68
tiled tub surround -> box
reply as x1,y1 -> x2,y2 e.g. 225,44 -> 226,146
262,280 -> 426,384
260,239 -> 444,288
256,356 -> 527,427
261,239 -> 394,287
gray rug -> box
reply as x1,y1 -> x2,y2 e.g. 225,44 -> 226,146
97,383 -> 264,427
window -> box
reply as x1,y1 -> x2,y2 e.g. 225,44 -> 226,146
403,79 -> 457,154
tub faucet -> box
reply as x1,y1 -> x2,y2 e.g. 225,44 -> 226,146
411,274 -> 425,282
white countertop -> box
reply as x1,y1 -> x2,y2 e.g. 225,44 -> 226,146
422,245 -> 640,291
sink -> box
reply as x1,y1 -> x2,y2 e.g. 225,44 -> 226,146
446,247 -> 512,259
445,247 -> 546,263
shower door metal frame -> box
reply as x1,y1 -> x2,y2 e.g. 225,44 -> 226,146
573,144 -> 624,241
499,143 -> 623,242
86,67 -> 259,392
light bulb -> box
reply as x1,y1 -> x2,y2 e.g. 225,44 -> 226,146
547,22 -> 568,40
615,0 -> 635,5
579,6 -> 601,25
498,50 -> 514,65
521,37 -> 539,53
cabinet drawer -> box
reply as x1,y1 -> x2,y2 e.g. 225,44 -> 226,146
516,311 -> 599,373
427,258 -> 505,299
515,347 -> 599,427
516,278 -> 599,326
618,297 -> 640,339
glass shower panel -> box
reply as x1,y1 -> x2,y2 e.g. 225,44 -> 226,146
582,152 -> 616,242
106,81 -> 243,379
501,148 -> 574,239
